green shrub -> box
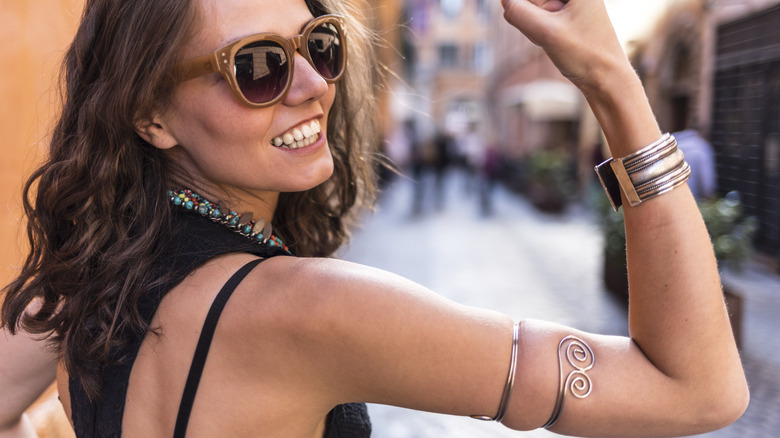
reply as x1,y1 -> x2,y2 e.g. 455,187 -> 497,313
596,192 -> 757,271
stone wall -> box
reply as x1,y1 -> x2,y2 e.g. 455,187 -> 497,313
0,1 -> 84,289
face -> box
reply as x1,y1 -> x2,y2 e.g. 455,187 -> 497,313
158,0 -> 337,208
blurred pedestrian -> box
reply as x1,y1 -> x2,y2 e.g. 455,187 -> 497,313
480,141 -> 501,216
432,130 -> 452,209
674,128 -> 716,200
406,119 -> 427,215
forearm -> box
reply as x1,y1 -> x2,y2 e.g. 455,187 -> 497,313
0,328 -> 57,433
0,415 -> 37,438
582,67 -> 662,156
498,1 -> 748,432
587,67 -> 743,394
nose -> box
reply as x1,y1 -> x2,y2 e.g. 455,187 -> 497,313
282,51 -> 330,106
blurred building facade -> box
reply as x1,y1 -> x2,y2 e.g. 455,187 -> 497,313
633,0 -> 780,266
392,0 -> 495,166
362,0 -> 404,140
484,2 -> 588,206
392,0 -> 780,265
392,0 -> 587,213
485,6 -> 584,160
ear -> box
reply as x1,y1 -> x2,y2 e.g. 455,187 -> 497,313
135,115 -> 178,150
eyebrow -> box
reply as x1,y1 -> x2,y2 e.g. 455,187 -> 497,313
220,16 -> 314,49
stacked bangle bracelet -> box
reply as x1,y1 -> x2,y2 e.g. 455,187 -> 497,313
595,133 -> 691,211
471,322 -> 520,422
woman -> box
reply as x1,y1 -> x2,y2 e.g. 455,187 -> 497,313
2,0 -> 748,437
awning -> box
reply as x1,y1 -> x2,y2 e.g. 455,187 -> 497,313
500,79 -> 582,121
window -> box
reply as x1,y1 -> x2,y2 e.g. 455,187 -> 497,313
476,0 -> 488,18
438,43 -> 459,68
472,42 -> 492,74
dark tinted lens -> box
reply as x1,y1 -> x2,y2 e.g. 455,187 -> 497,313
308,22 -> 343,80
234,41 -> 289,103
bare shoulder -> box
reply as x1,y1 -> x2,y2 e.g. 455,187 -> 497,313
222,256 -> 512,407
235,256 -> 478,330
255,256 -> 447,296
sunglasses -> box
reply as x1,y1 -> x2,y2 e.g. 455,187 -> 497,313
177,14 -> 347,108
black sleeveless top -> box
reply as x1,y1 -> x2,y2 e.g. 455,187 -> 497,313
69,210 -> 371,437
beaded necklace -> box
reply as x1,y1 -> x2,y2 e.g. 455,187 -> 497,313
168,189 -> 288,251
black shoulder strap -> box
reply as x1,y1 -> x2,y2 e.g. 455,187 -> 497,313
173,258 -> 265,438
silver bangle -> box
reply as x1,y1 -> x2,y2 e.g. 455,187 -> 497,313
471,322 -> 520,422
595,133 -> 691,211
542,336 -> 595,429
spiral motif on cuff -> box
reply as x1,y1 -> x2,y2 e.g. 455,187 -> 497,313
563,337 -> 594,399
542,335 -> 595,429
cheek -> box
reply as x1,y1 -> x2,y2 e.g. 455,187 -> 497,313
164,88 -> 280,184
163,80 -> 338,192
170,84 -> 274,150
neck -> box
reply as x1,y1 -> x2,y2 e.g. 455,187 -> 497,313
164,152 -> 280,221
217,188 -> 280,223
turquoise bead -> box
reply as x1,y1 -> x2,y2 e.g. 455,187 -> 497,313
185,200 -> 194,210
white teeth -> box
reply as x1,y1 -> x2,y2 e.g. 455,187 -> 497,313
271,120 -> 322,148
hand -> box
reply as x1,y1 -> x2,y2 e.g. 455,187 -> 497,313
499,0 -> 632,92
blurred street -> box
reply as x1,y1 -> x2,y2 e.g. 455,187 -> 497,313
341,169 -> 780,438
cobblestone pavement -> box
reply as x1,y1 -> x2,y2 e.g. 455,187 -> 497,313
340,170 -> 780,438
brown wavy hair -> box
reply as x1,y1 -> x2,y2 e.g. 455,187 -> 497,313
1,0 -> 380,398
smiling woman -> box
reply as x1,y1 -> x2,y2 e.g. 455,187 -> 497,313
2,1 -> 748,437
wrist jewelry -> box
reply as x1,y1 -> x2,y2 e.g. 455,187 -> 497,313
471,322 -> 520,422
595,133 -> 691,211
542,336 -> 595,429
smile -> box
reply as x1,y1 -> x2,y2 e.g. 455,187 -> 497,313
271,120 -> 322,149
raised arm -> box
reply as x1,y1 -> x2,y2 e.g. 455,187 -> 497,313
495,0 -> 748,434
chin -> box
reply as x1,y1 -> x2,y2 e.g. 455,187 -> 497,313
282,160 -> 335,193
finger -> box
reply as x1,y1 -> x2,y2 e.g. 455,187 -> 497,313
541,0 -> 567,12
500,0 -> 563,46
500,0 -> 550,37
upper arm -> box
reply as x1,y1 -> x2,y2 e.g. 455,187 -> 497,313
505,320 -> 745,436
229,257 -> 746,436
228,256 -> 514,418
